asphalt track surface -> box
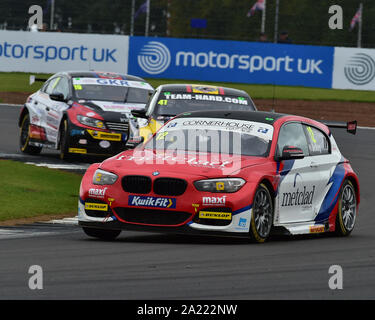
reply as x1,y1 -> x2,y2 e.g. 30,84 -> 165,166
0,104 -> 374,299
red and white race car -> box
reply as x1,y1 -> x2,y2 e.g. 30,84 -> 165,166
78,110 -> 359,242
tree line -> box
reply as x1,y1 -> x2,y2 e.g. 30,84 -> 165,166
0,0 -> 373,48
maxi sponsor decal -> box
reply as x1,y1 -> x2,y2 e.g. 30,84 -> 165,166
0,30 -> 129,73
202,196 -> 227,206
129,36 -> 334,88
88,187 -> 107,199
128,195 -> 177,209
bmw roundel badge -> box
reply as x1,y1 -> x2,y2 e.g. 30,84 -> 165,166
152,171 -> 160,176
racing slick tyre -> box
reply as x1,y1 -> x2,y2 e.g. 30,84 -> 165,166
335,180 -> 357,237
82,227 -> 121,240
19,113 -> 42,155
249,183 -> 274,243
59,119 -> 73,161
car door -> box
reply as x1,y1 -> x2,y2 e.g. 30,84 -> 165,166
38,76 -> 61,142
28,81 -> 49,128
33,77 -> 58,141
275,122 -> 317,224
302,124 -> 337,222
46,76 -> 71,145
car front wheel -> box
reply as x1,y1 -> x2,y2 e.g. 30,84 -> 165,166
249,183 -> 274,243
59,119 -> 72,161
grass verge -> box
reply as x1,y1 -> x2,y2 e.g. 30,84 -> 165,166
0,72 -> 374,103
0,160 -> 82,221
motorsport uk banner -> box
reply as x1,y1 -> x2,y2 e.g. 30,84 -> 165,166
0,30 -> 374,91
129,36 -> 334,88
128,36 -> 375,91
0,30 -> 129,73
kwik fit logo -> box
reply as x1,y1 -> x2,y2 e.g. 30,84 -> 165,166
281,173 -> 315,207
128,195 -> 176,209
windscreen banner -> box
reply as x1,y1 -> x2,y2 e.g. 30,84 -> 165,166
128,36 -> 334,88
0,30 -> 129,73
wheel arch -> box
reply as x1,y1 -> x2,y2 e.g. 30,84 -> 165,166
18,106 -> 29,127
346,174 -> 360,205
57,112 -> 69,148
258,178 -> 276,208
59,112 -> 69,128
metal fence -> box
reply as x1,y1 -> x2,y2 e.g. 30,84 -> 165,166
0,0 -> 373,48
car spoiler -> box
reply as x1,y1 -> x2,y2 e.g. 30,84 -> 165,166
319,120 -> 357,135
29,75 -> 47,85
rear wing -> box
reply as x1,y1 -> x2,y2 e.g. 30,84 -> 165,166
29,75 -> 48,85
319,120 -> 357,135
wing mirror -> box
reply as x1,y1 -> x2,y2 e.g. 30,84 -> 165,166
131,109 -> 148,119
280,145 -> 305,160
49,92 -> 66,102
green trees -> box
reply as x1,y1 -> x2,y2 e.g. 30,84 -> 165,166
0,0 -> 373,48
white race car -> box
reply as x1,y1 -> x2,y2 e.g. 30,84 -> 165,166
78,110 -> 360,242
18,71 -> 154,159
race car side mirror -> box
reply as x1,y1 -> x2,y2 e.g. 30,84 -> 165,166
131,109 -> 147,119
49,92 -> 66,102
280,146 -> 305,160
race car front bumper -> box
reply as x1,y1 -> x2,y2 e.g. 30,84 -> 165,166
67,123 -> 130,156
78,219 -> 250,238
77,195 -> 253,237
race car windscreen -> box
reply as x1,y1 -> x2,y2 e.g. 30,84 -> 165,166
144,118 -> 273,157
72,78 -> 152,103
155,91 -> 255,116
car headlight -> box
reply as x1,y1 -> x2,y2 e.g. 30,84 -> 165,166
93,169 -> 118,185
194,178 -> 245,193
77,115 -> 106,129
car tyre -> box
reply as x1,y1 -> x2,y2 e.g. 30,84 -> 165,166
335,179 -> 357,236
249,183 -> 274,243
19,113 -> 42,155
59,118 -> 72,161
82,227 -> 121,240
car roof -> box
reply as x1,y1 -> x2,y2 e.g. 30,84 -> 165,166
57,71 -> 147,82
157,84 -> 250,97
175,110 -> 285,124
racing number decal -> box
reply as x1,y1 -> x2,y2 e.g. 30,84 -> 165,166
95,172 -> 103,183
51,77 -> 61,89
216,182 -> 225,191
156,131 -> 168,140
158,99 -> 168,106
307,126 -> 317,143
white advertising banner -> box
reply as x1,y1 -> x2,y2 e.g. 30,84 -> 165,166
0,30 -> 129,73
333,47 -> 375,91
